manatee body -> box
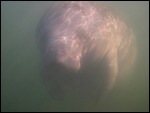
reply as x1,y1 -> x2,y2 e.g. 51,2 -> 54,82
37,1 -> 136,101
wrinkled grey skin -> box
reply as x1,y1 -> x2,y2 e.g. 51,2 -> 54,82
37,1 -> 136,102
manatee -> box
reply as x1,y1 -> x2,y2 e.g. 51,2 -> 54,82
37,1 -> 136,102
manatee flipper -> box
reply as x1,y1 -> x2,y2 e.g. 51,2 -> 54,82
94,48 -> 118,106
106,47 -> 118,90
47,79 -> 64,101
43,67 -> 64,101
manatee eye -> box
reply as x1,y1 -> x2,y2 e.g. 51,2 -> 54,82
58,49 -> 66,56
48,49 -> 56,59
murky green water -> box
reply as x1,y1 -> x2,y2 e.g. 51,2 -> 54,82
1,1 -> 149,112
